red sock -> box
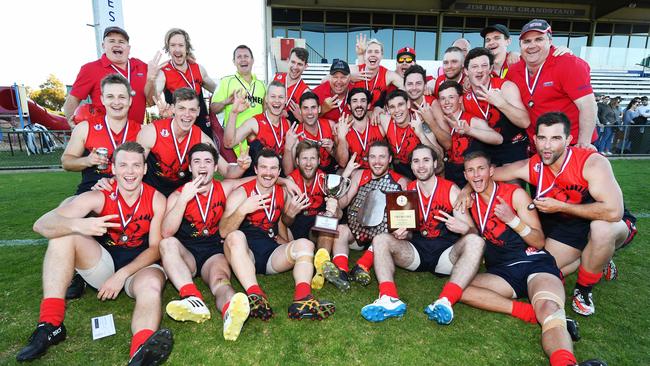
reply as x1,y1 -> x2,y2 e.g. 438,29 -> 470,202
438,282 -> 463,305
294,282 -> 311,300
379,281 -> 399,298
38,298 -> 65,326
246,284 -> 266,298
356,249 -> 374,272
221,301 -> 230,318
179,283 -> 203,300
576,265 -> 602,288
130,329 -> 154,357
332,255 -> 350,272
511,301 -> 538,324
549,349 -> 577,366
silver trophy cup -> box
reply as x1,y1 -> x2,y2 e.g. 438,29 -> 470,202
313,174 -> 351,233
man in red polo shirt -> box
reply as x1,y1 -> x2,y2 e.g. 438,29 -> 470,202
313,60 -> 352,122
506,19 -> 597,150
63,27 -> 151,126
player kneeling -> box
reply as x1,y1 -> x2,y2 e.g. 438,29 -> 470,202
460,151 -> 606,366
17,142 -> 172,365
220,149 -> 335,320
361,145 -> 484,325
159,143 -> 253,341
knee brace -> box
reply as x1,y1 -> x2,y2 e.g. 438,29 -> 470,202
285,242 -> 313,265
532,291 -> 567,333
213,279 -> 231,289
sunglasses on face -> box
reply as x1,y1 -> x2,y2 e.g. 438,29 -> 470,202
397,55 -> 414,64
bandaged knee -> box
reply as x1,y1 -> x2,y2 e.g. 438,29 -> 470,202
532,290 -> 567,333
286,243 -> 313,265
213,279 -> 231,289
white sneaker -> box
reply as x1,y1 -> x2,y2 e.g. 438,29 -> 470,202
424,297 -> 454,325
361,295 -> 406,322
223,293 -> 250,341
166,296 -> 211,323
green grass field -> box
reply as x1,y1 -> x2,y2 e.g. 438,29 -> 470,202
0,160 -> 648,365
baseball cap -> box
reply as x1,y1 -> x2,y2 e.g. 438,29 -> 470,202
481,24 -> 510,39
396,47 -> 416,60
520,19 -> 552,37
103,26 -> 130,41
330,59 -> 350,75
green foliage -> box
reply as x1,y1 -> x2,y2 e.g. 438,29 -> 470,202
29,74 -> 66,112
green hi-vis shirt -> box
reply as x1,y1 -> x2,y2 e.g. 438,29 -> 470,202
212,72 -> 266,155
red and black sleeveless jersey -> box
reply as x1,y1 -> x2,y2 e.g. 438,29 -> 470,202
76,116 -> 141,194
250,113 -> 290,156
239,180 -> 285,237
96,182 -> 156,251
448,111 -> 476,164
346,122 -> 384,169
433,74 -> 465,98
351,64 -> 389,108
162,61 -> 203,95
407,178 -> 458,241
528,147 -> 596,222
469,183 -> 537,267
385,119 -> 421,164
273,72 -> 309,112
145,118 -> 203,196
462,78 -> 527,147
359,169 -> 404,187
289,169 -> 325,216
174,179 -> 227,245
296,118 -> 335,170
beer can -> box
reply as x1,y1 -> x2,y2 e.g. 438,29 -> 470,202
97,147 -> 109,170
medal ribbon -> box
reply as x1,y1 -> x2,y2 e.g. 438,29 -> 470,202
170,120 -> 193,167
525,62 -> 545,101
116,185 -> 143,231
234,75 -> 256,102
104,116 -> 129,150
416,179 -> 439,222
254,184 -> 277,226
535,148 -> 573,199
470,82 -> 491,120
195,183 -> 214,228
393,121 -> 409,155
353,122 -> 370,152
171,61 -> 196,91
285,77 -> 302,107
110,60 -> 131,84
475,181 -> 498,234
265,112 -> 285,150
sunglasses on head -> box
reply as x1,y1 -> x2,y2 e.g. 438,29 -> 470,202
397,55 -> 414,64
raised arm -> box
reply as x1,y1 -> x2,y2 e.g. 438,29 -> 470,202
199,64 -> 217,93
493,158 -> 530,183
486,81 -> 531,129
219,187 -> 271,238
496,188 -> 545,249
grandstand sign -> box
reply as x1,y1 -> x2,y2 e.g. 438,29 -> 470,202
453,2 -> 586,17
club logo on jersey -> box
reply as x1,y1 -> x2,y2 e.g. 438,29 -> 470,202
526,246 -> 542,255
277,74 -> 283,80
94,123 -> 103,131
109,191 -> 117,201
136,72 -> 144,77
543,81 -> 554,87
161,128 -> 170,137
534,162 -> 542,173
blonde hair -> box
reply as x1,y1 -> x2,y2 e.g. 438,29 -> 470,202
366,38 -> 384,54
164,28 -> 195,60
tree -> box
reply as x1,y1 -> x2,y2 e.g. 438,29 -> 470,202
30,74 -> 66,111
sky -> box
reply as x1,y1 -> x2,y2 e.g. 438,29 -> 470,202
2,0 -> 267,90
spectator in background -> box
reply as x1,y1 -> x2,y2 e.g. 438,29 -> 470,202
618,98 -> 641,154
596,96 -> 617,155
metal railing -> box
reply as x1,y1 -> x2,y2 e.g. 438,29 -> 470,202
595,124 -> 650,155
305,43 -> 327,64
1,129 -> 71,156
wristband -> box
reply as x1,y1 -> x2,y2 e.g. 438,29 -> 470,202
506,216 -> 531,236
